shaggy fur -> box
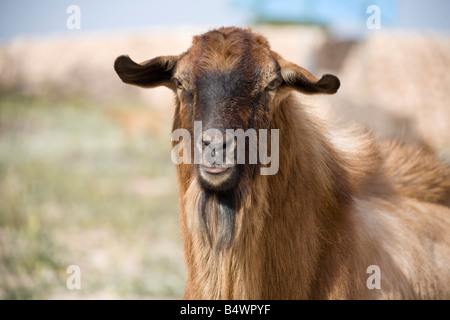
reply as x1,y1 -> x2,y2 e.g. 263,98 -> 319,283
114,27 -> 450,299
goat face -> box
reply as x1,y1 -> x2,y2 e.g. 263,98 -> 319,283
114,27 -> 340,194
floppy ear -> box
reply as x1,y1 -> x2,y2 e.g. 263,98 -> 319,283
114,55 -> 179,89
274,52 -> 340,95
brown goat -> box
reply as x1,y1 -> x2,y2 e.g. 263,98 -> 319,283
114,27 -> 450,299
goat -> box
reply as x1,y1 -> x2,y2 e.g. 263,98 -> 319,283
114,27 -> 450,299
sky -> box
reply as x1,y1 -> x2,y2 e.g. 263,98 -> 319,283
0,0 -> 251,40
1,0 -> 450,41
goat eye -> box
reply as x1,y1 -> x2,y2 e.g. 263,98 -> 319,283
174,79 -> 184,90
266,79 -> 280,91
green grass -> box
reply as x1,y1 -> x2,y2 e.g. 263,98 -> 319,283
0,94 -> 185,299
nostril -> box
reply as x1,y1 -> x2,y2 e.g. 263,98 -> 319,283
201,132 -> 216,148
225,136 -> 236,150
200,132 -> 236,154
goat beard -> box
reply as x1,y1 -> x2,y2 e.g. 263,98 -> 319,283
197,165 -> 257,252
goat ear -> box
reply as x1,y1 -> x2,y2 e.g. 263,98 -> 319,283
114,55 -> 178,89
275,53 -> 340,94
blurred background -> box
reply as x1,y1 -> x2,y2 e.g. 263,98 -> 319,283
0,0 -> 449,299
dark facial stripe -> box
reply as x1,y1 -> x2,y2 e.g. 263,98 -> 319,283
193,36 -> 258,131
195,71 -> 250,127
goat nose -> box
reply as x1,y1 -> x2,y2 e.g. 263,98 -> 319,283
201,132 -> 234,149
197,131 -> 236,165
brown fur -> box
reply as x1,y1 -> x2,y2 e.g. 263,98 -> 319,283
114,27 -> 450,299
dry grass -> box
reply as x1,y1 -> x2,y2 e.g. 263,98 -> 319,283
0,94 -> 185,299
